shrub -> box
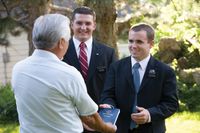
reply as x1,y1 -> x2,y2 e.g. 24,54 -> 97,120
0,84 -> 18,123
177,81 -> 200,112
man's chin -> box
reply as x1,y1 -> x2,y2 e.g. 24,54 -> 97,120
78,36 -> 89,42
131,54 -> 137,58
132,55 -> 140,60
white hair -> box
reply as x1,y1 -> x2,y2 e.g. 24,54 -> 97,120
32,14 -> 71,49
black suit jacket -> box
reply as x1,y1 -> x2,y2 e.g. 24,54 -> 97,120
101,56 -> 179,133
63,38 -> 117,104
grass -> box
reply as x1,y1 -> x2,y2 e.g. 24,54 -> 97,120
0,112 -> 200,133
166,111 -> 200,133
0,122 -> 19,133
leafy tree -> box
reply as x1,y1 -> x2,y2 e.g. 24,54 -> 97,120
1,0 -> 119,56
0,0 -> 52,55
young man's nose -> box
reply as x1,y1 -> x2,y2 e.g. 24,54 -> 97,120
80,24 -> 86,30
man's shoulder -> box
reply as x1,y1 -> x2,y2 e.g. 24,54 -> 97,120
150,57 -> 174,72
111,56 -> 130,67
13,56 -> 31,69
93,40 -> 114,50
60,61 -> 79,74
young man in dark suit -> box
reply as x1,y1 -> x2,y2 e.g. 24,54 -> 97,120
62,6 -> 117,133
100,23 -> 179,133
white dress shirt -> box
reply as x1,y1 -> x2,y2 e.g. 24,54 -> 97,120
131,54 -> 150,84
73,36 -> 93,65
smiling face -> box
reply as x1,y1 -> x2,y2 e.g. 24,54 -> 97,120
71,13 -> 96,42
128,30 -> 153,61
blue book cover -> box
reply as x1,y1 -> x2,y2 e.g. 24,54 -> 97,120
98,108 -> 120,125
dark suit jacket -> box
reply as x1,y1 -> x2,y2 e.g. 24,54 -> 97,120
63,38 -> 117,104
101,56 -> 179,133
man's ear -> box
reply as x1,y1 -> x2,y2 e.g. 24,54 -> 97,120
58,38 -> 66,49
149,40 -> 154,48
93,22 -> 96,30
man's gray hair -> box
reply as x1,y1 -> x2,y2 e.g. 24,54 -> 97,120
32,14 -> 71,49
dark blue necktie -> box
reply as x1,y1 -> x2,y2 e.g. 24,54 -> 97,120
130,62 -> 140,129
133,63 -> 140,92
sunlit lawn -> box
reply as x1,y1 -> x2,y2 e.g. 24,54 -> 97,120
166,111 -> 200,133
0,122 -> 19,133
0,111 -> 200,133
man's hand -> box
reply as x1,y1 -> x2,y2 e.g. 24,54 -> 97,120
105,122 -> 117,132
99,104 -> 112,108
80,112 -> 117,133
131,106 -> 150,124
83,123 -> 95,131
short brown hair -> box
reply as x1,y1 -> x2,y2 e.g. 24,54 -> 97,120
72,6 -> 96,21
130,23 -> 155,42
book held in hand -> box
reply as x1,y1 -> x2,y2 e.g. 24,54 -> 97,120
98,108 -> 120,125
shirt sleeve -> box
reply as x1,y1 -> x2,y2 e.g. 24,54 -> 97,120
70,72 -> 98,116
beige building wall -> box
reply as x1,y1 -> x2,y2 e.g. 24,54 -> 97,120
0,32 -> 29,85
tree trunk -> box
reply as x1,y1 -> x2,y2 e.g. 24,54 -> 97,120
84,0 -> 119,57
25,0 -> 52,55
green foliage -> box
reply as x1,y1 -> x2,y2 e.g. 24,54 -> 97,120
0,84 -> 18,123
0,123 -> 19,133
0,17 -> 18,34
156,0 -> 200,43
171,57 -> 200,111
177,81 -> 200,112
126,0 -> 200,49
0,17 -> 19,46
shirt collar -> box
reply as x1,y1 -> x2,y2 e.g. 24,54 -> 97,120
32,49 -> 60,61
131,54 -> 151,70
73,36 -> 93,51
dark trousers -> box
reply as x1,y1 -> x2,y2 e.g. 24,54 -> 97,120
128,123 -> 153,133
128,128 -> 139,133
128,128 -> 153,133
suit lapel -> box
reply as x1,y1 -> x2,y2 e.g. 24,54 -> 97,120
124,56 -> 135,93
124,56 -> 138,111
87,41 -> 99,82
67,39 -> 81,71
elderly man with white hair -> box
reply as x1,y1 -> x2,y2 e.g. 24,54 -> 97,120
11,14 -> 116,133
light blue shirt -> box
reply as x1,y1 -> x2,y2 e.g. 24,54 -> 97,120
12,49 -> 98,133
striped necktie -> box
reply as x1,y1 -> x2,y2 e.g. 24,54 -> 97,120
79,42 -> 88,80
